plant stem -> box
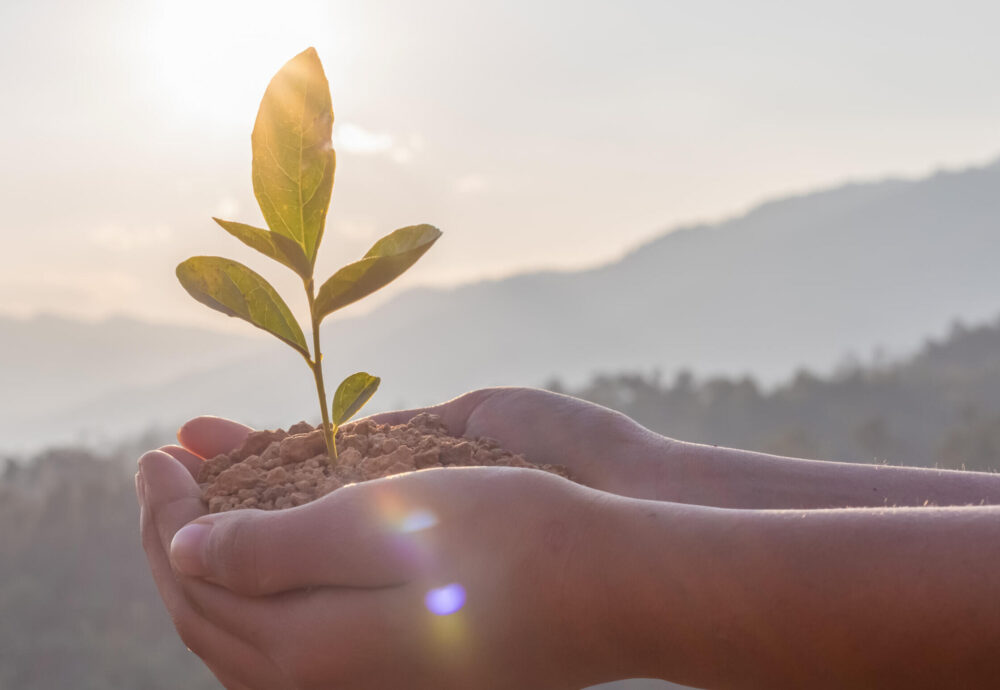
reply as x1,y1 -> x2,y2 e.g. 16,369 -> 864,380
306,278 -> 337,462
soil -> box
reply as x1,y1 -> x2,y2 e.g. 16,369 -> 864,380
198,413 -> 571,513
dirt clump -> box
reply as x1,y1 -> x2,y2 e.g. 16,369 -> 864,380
198,413 -> 570,513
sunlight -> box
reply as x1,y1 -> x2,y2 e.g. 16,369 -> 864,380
141,0 -> 361,126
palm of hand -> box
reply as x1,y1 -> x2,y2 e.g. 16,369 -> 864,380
373,387 -> 649,494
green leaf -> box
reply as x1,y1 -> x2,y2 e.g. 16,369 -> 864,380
314,224 -> 442,320
331,372 -> 381,426
176,256 -> 309,356
213,218 -> 312,279
252,47 -> 335,266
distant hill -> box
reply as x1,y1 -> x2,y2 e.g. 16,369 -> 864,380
0,314 -> 266,452
3,158 -> 1000,450
328,156 -> 1000,400
560,316 -> 1000,471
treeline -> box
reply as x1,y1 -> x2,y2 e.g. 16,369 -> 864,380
554,317 -> 1000,472
0,437 -> 217,690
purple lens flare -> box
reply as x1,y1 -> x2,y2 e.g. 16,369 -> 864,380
425,583 -> 466,616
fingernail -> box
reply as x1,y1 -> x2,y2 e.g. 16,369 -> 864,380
171,523 -> 211,577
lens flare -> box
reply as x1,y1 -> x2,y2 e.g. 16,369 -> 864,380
425,583 -> 466,616
400,508 -> 438,533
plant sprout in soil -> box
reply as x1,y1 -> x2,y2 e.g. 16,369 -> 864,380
176,47 -> 441,462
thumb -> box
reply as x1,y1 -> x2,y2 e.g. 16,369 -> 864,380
169,484 -> 424,596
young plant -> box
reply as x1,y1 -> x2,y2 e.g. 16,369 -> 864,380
176,47 -> 440,462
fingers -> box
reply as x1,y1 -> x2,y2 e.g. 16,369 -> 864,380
161,444 -> 204,479
363,388 -> 500,436
180,575 -> 412,667
138,450 -> 207,552
179,578 -> 369,657
137,454 -> 289,688
180,578 -> 290,651
363,406 -> 428,427
178,416 -> 253,459
170,482 -> 421,595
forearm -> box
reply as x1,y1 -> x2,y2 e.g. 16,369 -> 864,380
596,497 -> 1000,689
620,431 -> 1000,508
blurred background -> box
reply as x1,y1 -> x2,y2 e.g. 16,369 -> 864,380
2,0 -> 1000,687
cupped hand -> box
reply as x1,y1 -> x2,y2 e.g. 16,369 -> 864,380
137,413 -> 631,690
136,445 -> 289,690
173,387 -> 668,498
369,387 -> 669,498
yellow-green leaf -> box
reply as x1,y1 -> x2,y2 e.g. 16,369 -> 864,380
252,47 -> 335,265
213,218 -> 312,279
176,256 -> 309,356
314,224 -> 441,320
331,372 -> 381,426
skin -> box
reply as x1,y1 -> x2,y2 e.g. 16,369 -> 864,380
137,387 -> 1000,689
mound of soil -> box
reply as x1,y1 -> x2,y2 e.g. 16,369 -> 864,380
198,413 -> 570,513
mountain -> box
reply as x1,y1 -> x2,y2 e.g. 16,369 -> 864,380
562,315 -> 1000,472
3,158 -> 1000,452
0,315 -> 267,452
317,157 -> 1000,407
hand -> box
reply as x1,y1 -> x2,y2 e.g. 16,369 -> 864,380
137,417 -> 630,690
369,386 -> 671,499
136,444 -> 289,689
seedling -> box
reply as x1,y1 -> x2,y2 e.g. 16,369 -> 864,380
176,47 -> 440,462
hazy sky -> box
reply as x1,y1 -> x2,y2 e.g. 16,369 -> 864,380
2,0 -> 999,328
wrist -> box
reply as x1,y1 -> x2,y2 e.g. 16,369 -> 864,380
554,486 -> 684,685
590,494 -> 751,687
554,485 -> 639,686
604,425 -> 688,502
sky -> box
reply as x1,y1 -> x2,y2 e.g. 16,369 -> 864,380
1,0 -> 999,328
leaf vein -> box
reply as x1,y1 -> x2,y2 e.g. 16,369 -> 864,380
262,130 -> 299,186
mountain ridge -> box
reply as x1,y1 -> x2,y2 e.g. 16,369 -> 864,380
4,157 -> 1000,452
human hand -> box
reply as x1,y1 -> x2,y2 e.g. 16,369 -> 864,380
369,387 -> 671,499
136,444 -> 289,689
137,418 -> 633,689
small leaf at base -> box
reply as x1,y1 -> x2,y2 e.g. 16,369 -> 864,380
331,372 -> 381,426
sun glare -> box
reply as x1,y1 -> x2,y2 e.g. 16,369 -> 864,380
142,0 -> 361,126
